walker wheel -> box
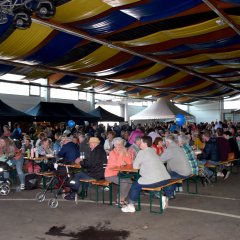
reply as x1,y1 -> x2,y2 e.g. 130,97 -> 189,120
0,184 -> 10,195
48,198 -> 58,208
35,192 -> 45,202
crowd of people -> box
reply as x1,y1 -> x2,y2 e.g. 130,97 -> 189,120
0,119 -> 240,213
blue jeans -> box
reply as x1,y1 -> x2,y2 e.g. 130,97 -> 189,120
169,171 -> 190,179
169,171 -> 190,188
72,172 -> 94,192
11,156 -> 25,185
129,180 -> 175,204
198,160 -> 218,177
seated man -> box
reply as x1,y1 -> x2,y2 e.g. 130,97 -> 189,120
121,136 -> 175,213
71,137 -> 107,197
57,136 -> 80,163
127,136 -> 141,161
178,134 -> 198,176
197,130 -> 219,180
160,135 -> 192,179
178,134 -> 198,191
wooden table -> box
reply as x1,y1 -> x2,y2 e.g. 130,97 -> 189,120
112,164 -> 138,173
57,163 -> 81,169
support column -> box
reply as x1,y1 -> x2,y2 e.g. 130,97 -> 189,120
87,92 -> 95,110
120,104 -> 125,121
41,78 -> 50,102
124,103 -> 129,122
219,100 -> 224,121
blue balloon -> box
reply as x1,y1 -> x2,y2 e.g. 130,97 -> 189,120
176,114 -> 185,126
68,120 -> 75,128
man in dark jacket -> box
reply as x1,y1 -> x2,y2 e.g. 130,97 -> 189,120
57,136 -> 80,163
70,137 -> 107,197
198,130 -> 218,179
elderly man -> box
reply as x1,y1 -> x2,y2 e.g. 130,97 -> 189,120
57,136 -> 80,163
178,134 -> 198,176
128,136 -> 141,161
70,137 -> 107,198
160,134 -> 192,179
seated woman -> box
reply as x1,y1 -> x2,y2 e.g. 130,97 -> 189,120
105,137 -> 133,207
192,131 -> 205,150
0,136 -> 25,190
36,137 -> 54,171
152,137 -> 164,155
104,131 -> 115,155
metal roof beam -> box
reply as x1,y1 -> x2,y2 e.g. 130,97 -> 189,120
203,0 -> 240,35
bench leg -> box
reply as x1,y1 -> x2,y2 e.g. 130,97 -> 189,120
135,192 -> 141,211
149,191 -> 163,214
186,176 -> 198,194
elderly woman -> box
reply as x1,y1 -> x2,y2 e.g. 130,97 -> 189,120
104,131 -> 115,154
105,137 -> 133,206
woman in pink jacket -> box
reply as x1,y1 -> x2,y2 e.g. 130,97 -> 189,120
105,137 -> 133,207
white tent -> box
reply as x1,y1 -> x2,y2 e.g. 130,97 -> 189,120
130,98 -> 194,121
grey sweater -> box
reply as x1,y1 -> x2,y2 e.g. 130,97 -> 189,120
133,147 -> 171,184
160,142 -> 192,176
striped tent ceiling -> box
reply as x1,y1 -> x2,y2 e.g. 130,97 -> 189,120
1,0 -> 240,103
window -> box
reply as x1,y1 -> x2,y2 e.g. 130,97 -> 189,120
50,88 -> 78,100
78,91 -> 87,100
0,82 -> 29,96
30,85 -> 40,96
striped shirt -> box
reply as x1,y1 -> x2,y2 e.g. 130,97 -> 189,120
182,144 -> 198,175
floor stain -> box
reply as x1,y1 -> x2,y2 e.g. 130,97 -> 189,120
45,224 -> 130,240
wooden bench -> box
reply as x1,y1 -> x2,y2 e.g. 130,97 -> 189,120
205,156 -> 239,182
91,180 -> 113,205
141,179 -> 183,214
139,175 -> 198,214
79,179 -> 96,199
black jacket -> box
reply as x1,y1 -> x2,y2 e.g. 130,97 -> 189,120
229,137 -> 240,159
80,144 -> 107,180
200,137 -> 219,162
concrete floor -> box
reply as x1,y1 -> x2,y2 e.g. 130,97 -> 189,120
0,172 -> 240,240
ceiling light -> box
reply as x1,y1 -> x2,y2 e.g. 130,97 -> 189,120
36,0 -> 56,19
216,19 -> 225,26
0,73 -> 25,81
13,8 -> 32,30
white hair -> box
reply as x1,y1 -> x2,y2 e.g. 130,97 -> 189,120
113,137 -> 125,146
178,134 -> 189,145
